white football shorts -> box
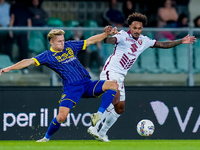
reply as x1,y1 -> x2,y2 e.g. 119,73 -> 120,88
100,70 -> 125,101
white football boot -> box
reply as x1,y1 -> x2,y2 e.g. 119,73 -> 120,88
87,126 -> 100,140
98,135 -> 110,142
36,137 -> 49,142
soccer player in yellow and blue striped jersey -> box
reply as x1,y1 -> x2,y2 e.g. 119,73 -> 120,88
0,26 -> 119,142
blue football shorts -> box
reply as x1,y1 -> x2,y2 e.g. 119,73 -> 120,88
59,79 -> 105,109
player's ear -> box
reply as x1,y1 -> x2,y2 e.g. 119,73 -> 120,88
49,39 -> 53,45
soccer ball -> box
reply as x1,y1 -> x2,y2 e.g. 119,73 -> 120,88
137,119 -> 155,137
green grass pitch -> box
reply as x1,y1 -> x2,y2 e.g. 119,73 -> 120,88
0,140 -> 199,150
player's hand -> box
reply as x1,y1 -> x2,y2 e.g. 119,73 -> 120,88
182,34 -> 196,44
0,68 -> 10,76
104,25 -> 112,34
109,27 -> 118,35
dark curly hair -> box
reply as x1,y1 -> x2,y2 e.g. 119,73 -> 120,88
127,12 -> 147,26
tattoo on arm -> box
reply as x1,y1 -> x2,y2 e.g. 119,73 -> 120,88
155,39 -> 182,49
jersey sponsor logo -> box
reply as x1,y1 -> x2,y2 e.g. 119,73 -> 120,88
62,57 -> 76,63
55,47 -> 75,62
126,37 -> 135,43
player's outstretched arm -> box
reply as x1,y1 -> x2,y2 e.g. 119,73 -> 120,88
104,37 -> 117,45
0,58 -> 35,76
103,27 -> 118,45
181,34 -> 196,44
155,34 -> 196,49
86,25 -> 118,47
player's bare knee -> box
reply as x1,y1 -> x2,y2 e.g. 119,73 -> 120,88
57,114 -> 67,123
115,108 -> 124,114
114,101 -> 125,114
115,105 -> 125,114
109,81 -> 118,90
103,80 -> 118,92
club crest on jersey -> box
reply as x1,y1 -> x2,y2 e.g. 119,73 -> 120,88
138,39 -> 143,45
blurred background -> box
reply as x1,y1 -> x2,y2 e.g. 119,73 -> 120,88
1,0 -> 200,87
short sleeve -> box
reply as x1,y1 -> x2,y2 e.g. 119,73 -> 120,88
145,36 -> 156,48
113,30 -> 126,44
32,51 -> 48,66
65,40 -> 86,54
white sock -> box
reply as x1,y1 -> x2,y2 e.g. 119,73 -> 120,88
95,103 -> 114,130
97,111 -> 103,118
99,108 -> 120,137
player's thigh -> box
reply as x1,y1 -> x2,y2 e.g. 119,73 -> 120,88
102,80 -> 118,92
82,80 -> 105,98
100,71 -> 125,100
60,85 -> 84,109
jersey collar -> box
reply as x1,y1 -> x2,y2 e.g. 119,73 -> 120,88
127,30 -> 140,41
50,46 -> 63,52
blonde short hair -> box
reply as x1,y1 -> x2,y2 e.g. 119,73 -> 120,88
47,29 -> 65,41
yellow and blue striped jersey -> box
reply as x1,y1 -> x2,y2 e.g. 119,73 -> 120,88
32,40 -> 91,84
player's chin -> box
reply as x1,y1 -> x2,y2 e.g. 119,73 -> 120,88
133,35 -> 139,39
60,46 -> 64,50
